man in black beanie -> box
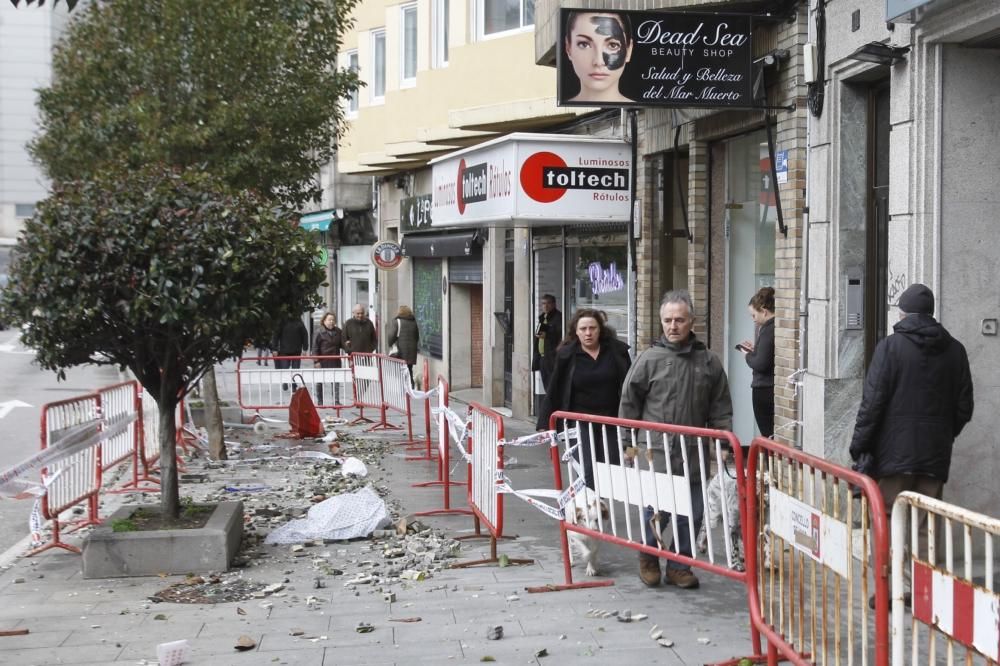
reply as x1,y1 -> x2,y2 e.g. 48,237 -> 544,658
849,283 -> 974,603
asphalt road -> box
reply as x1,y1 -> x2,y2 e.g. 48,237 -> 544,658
0,328 -> 123,554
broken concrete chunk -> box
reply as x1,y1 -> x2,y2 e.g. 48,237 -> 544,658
355,622 -> 374,633
657,638 -> 675,648
485,625 -> 503,640
234,635 -> 256,651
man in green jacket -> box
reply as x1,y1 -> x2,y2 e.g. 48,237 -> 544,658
619,289 -> 733,590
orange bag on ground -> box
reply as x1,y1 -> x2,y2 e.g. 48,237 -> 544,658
288,374 -> 323,438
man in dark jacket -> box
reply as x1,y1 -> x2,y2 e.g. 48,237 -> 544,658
272,316 -> 309,391
849,283 -> 974,538
344,304 -> 377,354
619,290 -> 733,590
532,295 -> 562,390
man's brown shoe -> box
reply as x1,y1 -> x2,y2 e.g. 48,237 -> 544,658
639,554 -> 661,587
664,568 -> 700,589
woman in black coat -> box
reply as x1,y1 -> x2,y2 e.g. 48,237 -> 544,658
536,308 -> 631,489
738,287 -> 775,440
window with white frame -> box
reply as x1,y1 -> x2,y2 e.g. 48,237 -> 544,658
479,0 -> 532,38
400,4 -> 417,86
346,50 -> 359,115
371,29 -> 386,102
432,0 -> 449,68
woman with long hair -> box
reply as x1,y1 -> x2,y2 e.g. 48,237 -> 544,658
536,308 -> 631,489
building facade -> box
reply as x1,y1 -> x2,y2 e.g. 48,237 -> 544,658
0,4 -> 71,245
802,0 -> 998,518
337,0 -> 996,526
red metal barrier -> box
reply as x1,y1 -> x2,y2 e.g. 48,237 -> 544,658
405,358 -> 438,461
111,386 -> 161,494
27,393 -> 103,556
450,402 -> 532,569
745,437 -> 889,666
412,374 -> 471,518
349,352 -> 386,427
236,355 -> 355,415
537,413 -> 755,604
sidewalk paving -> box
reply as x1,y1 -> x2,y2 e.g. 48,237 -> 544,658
0,365 -> 758,665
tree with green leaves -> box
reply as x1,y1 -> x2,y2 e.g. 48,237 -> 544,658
2,0 -> 362,519
3,166 -> 326,515
31,0 -> 360,210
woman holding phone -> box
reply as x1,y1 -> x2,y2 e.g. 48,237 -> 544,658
738,287 -> 776,439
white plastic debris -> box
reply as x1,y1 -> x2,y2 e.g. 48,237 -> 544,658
264,486 -> 390,544
341,457 -> 368,478
156,639 -> 191,666
322,431 -> 338,442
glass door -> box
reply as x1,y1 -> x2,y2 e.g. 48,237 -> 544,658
725,130 -> 776,445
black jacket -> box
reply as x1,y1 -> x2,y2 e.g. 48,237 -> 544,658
536,337 -> 631,430
272,319 -> 308,356
849,313 -> 974,482
531,309 -> 562,374
387,314 -> 420,365
744,318 -> 775,388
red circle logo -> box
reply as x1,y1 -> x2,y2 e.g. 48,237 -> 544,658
520,151 -> 567,203
456,159 -> 466,215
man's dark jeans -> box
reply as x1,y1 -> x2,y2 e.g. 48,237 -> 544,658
643,482 -> 704,571
274,357 -> 301,391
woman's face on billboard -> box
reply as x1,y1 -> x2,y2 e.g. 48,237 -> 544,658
565,13 -> 633,102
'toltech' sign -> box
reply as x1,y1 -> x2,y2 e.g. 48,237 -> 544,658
429,133 -> 632,228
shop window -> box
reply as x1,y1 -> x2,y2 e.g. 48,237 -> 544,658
566,245 -> 628,343
412,258 -> 444,359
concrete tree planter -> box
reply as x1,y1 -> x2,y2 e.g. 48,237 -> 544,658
185,401 -> 244,428
82,501 -> 244,579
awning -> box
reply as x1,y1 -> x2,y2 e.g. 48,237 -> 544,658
299,210 -> 334,232
401,231 -> 482,258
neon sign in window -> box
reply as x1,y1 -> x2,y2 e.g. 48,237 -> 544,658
588,261 -> 624,295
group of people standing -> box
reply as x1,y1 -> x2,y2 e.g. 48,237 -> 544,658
531,282 -> 972,595
265,304 -> 421,394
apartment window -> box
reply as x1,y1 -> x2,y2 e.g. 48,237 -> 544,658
14,203 -> 35,218
346,50 -> 359,115
371,29 -> 386,102
479,0 -> 533,37
432,0 -> 449,67
401,4 -> 417,86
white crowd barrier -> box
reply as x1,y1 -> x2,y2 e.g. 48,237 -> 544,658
236,356 -> 354,414
98,381 -> 140,472
891,491 -> 999,665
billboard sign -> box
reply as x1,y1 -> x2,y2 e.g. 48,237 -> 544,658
557,9 -> 754,109
429,134 -> 631,228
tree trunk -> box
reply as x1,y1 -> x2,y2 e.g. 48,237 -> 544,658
201,367 -> 227,460
157,396 -> 180,519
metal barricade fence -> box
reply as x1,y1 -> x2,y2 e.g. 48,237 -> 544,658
891,492 -> 999,665
97,380 -> 140,472
412,375 -> 471,518
405,358 -> 436,461
547,413 -> 752,592
236,356 -> 354,414
469,402 -> 505,539
746,436 -> 890,666
376,354 -> 412,436
349,353 -> 383,425
28,393 -> 102,556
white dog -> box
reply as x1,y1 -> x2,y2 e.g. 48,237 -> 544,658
696,468 -> 745,571
565,487 -> 610,577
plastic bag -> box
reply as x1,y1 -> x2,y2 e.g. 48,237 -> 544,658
264,486 -> 390,544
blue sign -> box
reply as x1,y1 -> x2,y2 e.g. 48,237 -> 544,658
775,150 -> 788,185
